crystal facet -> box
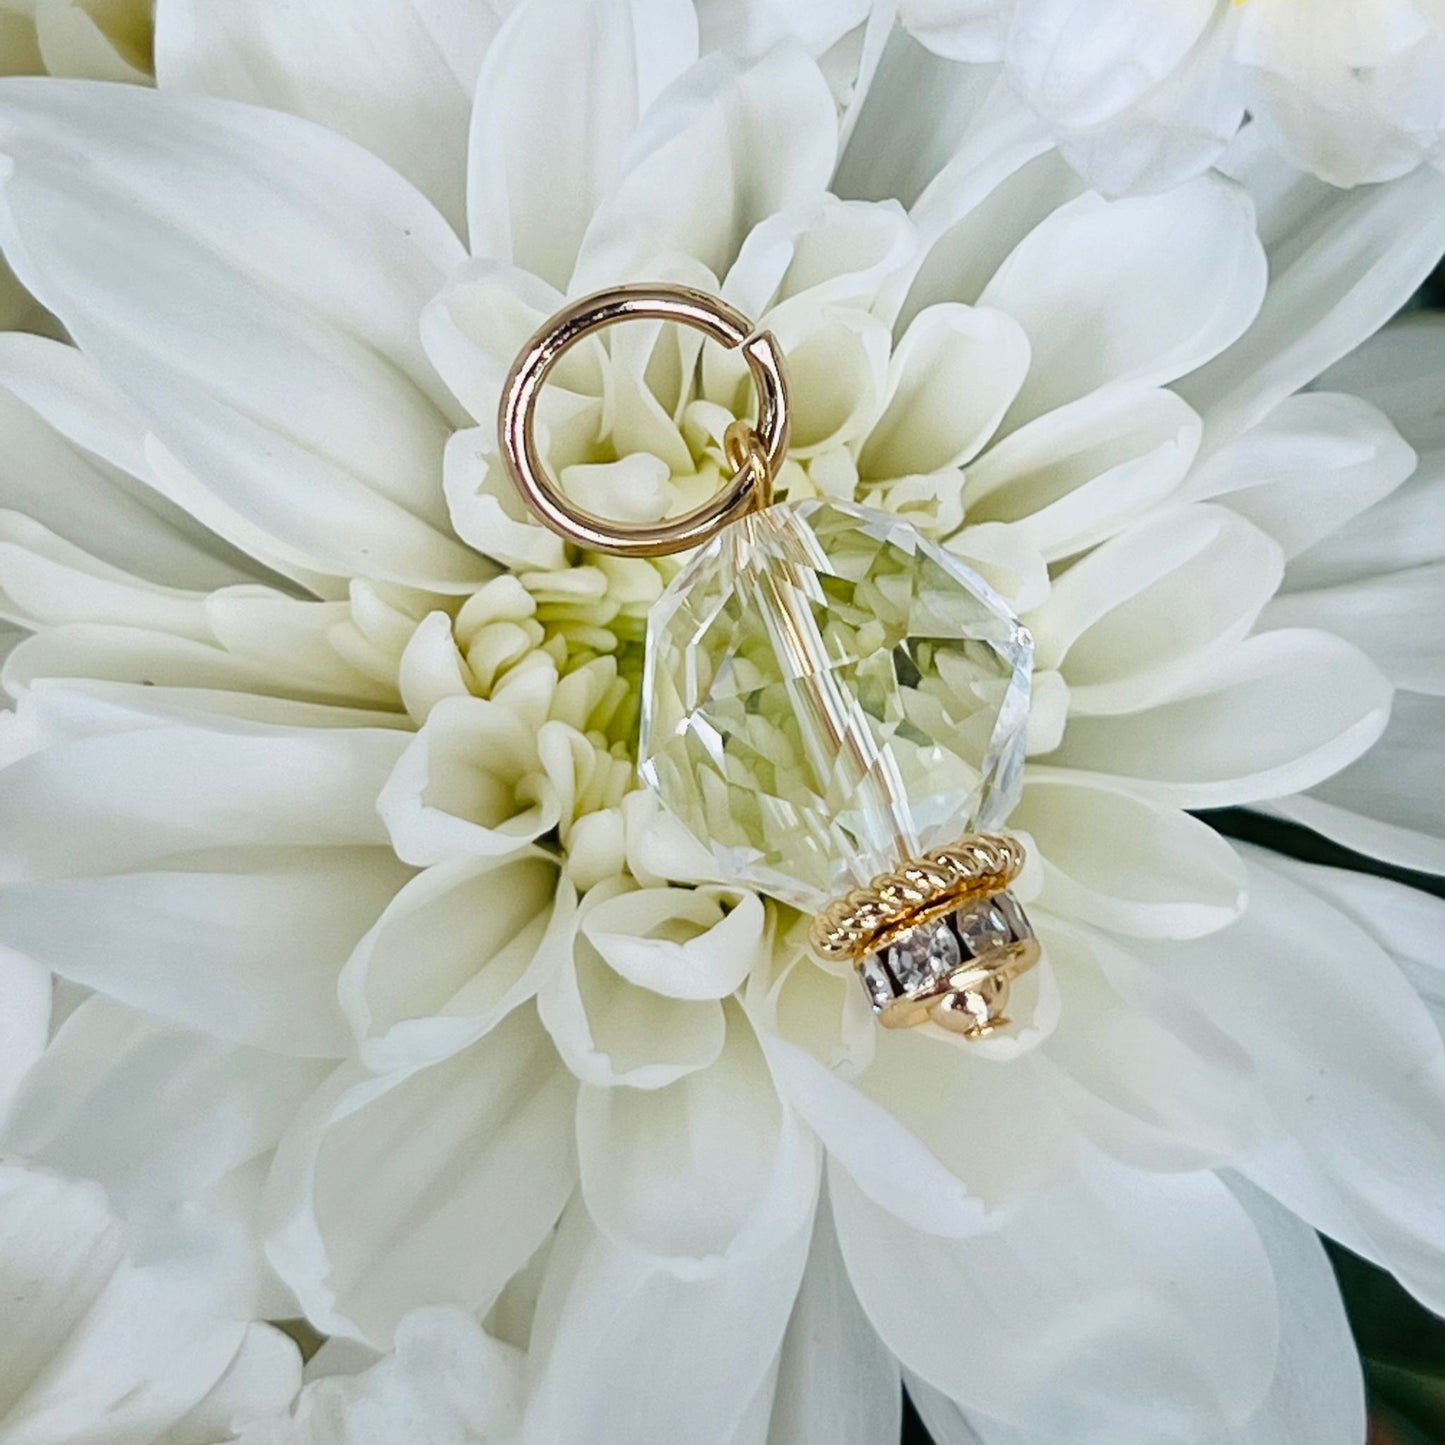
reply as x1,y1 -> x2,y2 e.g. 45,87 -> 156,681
884,917 -> 961,995
639,499 -> 1033,910
954,897 -> 1014,958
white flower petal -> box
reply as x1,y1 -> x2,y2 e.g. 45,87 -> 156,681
235,1308 -> 522,1445
0,619 -> 22,673
377,693 -> 560,867
1004,0 -> 1217,130
1209,1178 -> 1366,1445
1152,851 -> 1445,1314
945,521 -> 1051,615
0,852 -> 406,1059
523,1199 -> 812,1445
580,885 -> 766,1001
1288,451 -> 1445,594
0,942 -> 46,1122
907,1178 -> 1364,1445
1,611 -> 385,706
442,431 -> 570,574
1288,865 -> 1445,1043
859,303 -> 1029,479
779,1008 -> 1076,1237
0,336 -> 269,591
898,143 -> 1078,326
576,1004 -> 817,1273
0,697 -> 409,1054
1050,629 -> 1392,808
1239,3 -> 1445,188
396,609 -> 473,724
1019,770 -> 1245,938
0,675 -> 402,753
763,1189 -> 901,1445
964,384 -> 1201,562
833,1157 -> 1277,1440
722,193 -> 916,323
7,678 -> 405,812
13,678 -> 408,732
1184,154 -> 1445,446
467,0 -> 697,287
339,850 -> 571,1072
621,787 -> 726,887
1040,921 -> 1263,1172
161,1323 -> 303,1445
841,38 -> 1037,216
0,81 -> 487,590
1050,5 -> 1246,198
980,176 -> 1265,427
0,1159 -> 252,1443
1317,315 -> 1445,456
698,0 -> 871,60
538,882 -> 728,1089
561,453 -> 674,524
751,305 -> 890,455
155,0 -> 499,233
1273,690 -> 1445,875
1029,504 -> 1283,714
3,996 -> 323,1216
899,0 -> 1009,63
0,511 -> 213,636
421,258 -> 604,439
1265,564 -> 1445,695
572,46 -> 838,293
0,544 -> 393,707
264,1008 -> 577,1348
1183,391 -> 1417,565
851,1021 -> 1079,1200
751,963 -> 997,1236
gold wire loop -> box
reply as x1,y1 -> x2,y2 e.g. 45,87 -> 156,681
498,284 -> 791,558
722,420 -> 774,511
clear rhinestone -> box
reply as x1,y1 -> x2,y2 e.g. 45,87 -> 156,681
883,917 -> 961,997
858,952 -> 897,1010
639,499 -> 1033,911
954,891 -> 1032,959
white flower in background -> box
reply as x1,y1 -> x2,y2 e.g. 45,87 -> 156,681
902,0 -> 1445,193
0,4 -> 1444,1443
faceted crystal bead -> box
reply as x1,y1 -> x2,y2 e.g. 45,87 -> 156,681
639,499 -> 1033,910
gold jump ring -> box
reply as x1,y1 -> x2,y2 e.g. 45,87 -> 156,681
497,284 -> 791,558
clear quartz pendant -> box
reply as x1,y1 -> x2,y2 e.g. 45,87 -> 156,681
639,498 -> 1033,912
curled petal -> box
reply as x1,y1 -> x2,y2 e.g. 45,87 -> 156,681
580,884 -> 766,1001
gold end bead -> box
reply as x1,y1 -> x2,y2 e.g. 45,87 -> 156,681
810,833 -> 1037,1040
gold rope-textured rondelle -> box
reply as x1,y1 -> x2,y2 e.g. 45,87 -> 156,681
809,833 -> 1026,963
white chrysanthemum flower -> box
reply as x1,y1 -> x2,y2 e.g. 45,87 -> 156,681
902,0 -> 1445,193
0,4 -> 1444,1443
